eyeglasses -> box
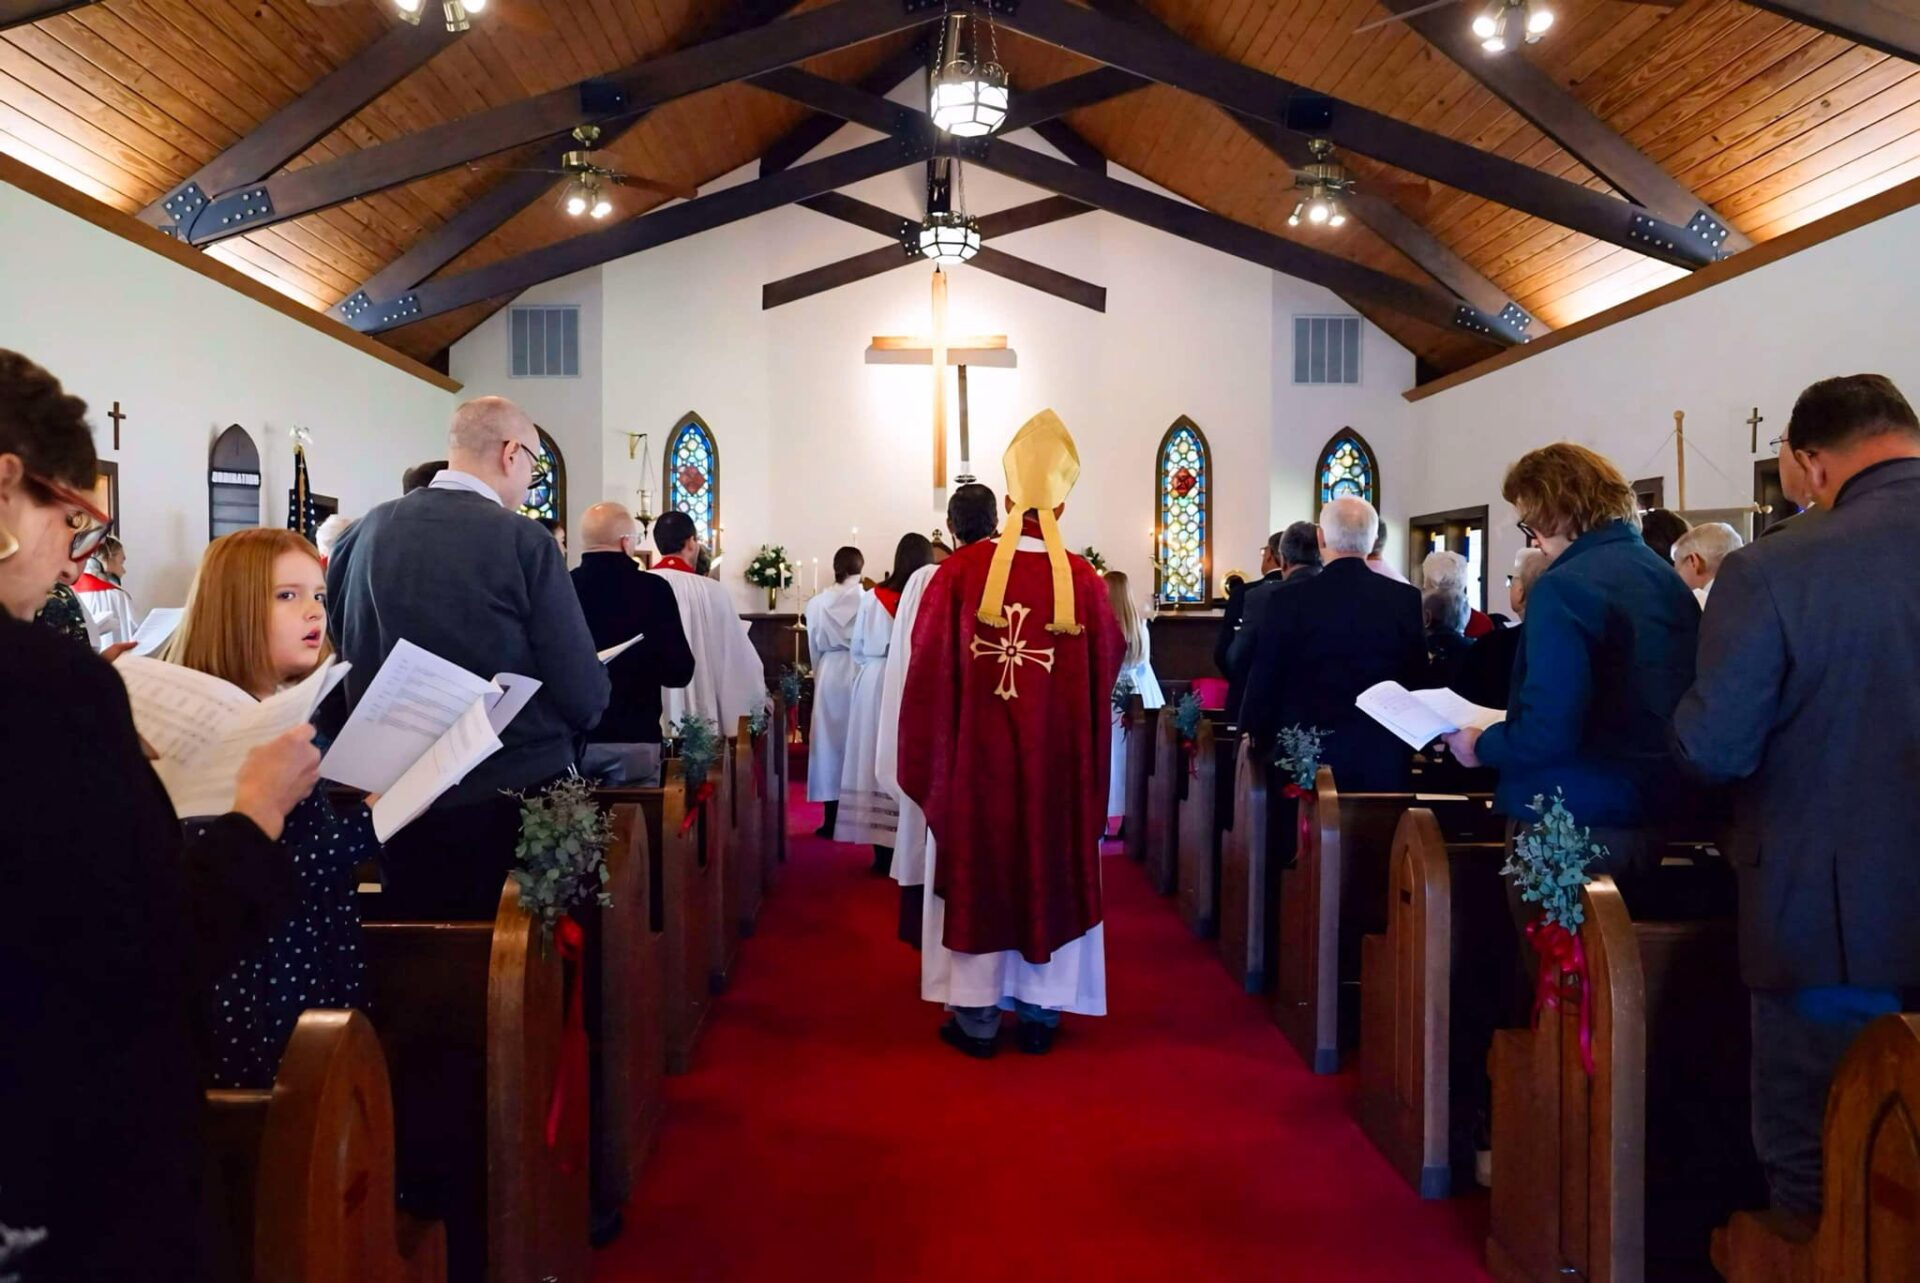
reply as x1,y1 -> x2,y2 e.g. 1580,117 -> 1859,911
1769,432 -> 1791,450
1515,521 -> 1539,548
31,473 -> 113,562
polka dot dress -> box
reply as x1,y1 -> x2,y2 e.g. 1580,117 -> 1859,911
199,786 -> 373,1089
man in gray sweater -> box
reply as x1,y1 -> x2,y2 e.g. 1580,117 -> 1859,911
327,396 -> 609,918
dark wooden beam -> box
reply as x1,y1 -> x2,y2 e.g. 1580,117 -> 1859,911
972,135 -> 1509,343
969,246 -> 1107,310
998,66 -> 1145,131
192,0 -> 923,245
0,0 -> 99,32
333,0 -> 809,325
763,244 -> 909,308
146,17 -> 464,234
1744,0 -> 1920,63
997,0 -> 1721,268
758,36 -> 931,175
1373,0 -> 1748,252
358,135 -> 926,331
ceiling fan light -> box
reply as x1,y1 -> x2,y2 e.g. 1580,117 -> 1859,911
1287,200 -> 1304,227
463,0 -> 486,11
590,197 -> 613,219
392,0 -> 424,18
1482,34 -> 1507,52
1307,199 -> 1330,225
1328,201 -> 1347,229
1471,10 -> 1497,38
564,193 -> 587,217
1526,4 -> 1553,35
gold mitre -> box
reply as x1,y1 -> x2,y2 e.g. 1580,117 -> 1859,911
978,409 -> 1084,635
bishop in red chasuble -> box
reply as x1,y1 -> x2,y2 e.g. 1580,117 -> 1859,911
898,410 -> 1124,1057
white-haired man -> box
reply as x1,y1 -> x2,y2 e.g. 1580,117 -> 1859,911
1421,548 -> 1495,637
1241,496 -> 1426,791
1450,547 -> 1548,710
1671,521 -> 1744,606
327,396 -> 610,918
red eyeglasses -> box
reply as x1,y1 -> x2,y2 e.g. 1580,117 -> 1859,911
31,474 -> 114,562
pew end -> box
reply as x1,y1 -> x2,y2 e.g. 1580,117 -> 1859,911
590,801 -> 666,1212
1123,696 -> 1156,864
601,776 -> 710,1074
1218,735 -> 1270,995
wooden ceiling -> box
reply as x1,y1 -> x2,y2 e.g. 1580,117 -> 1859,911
1,0 -> 1914,375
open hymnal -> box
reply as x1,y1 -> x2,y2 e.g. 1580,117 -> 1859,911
318,639 -> 542,842
129,607 -> 184,656
596,631 -> 644,664
1355,681 -> 1506,751
117,655 -> 350,820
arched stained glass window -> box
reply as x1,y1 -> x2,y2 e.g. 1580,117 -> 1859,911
1316,429 -> 1378,512
516,427 -> 567,526
1154,417 -> 1212,607
664,412 -> 719,546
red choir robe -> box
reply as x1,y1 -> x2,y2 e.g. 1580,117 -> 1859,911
897,520 -> 1124,963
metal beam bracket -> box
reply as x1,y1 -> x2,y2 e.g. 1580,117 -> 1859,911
1452,304 -> 1505,340
335,290 -> 375,324
1685,209 -> 1733,259
905,0 -> 1016,11
1498,301 -> 1534,342
156,181 -> 207,235
895,130 -> 937,161
1627,211 -> 1694,263
341,292 -> 423,333
191,185 -> 276,240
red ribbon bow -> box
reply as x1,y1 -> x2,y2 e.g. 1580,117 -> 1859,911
1526,918 -> 1595,1076
1283,782 -> 1312,843
678,778 -> 716,836
544,916 -> 589,1168
1180,735 -> 1198,777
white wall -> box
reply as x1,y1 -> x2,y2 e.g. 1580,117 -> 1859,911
0,181 -> 456,610
1405,202 -> 1920,587
453,118 -> 1415,611
449,270 -> 605,565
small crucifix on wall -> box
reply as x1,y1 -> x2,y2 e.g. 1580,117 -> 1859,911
867,268 -> 1016,497
108,401 -> 127,450
1747,406 -> 1765,454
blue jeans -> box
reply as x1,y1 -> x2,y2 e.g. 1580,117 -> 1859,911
951,1001 -> 1060,1040
1750,986 -> 1899,1213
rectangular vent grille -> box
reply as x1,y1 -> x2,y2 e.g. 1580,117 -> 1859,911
1293,314 -> 1361,385
510,305 -> 580,378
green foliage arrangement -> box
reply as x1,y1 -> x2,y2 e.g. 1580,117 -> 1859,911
1111,674 -> 1136,720
1081,545 -> 1109,573
1501,790 -> 1609,932
747,704 -> 770,739
744,545 -> 795,590
512,772 -> 614,938
1173,690 -> 1203,743
671,714 -> 722,785
778,663 -> 808,708
1274,724 -> 1329,794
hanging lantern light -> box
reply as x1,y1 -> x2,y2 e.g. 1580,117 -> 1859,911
918,210 -> 982,265
930,3 -> 1011,138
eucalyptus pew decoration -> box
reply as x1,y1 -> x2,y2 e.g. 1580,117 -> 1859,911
747,702 -> 772,798
1080,545 -> 1110,573
670,714 -> 722,836
1111,674 -> 1137,730
1274,723 -> 1329,843
1501,790 -> 1609,1076
777,664 -> 808,741
1173,690 -> 1203,776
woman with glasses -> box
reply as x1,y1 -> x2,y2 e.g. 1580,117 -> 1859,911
0,349 -> 319,1282
1445,442 -> 1702,891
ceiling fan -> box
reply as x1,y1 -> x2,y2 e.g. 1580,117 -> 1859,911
304,0 -> 556,37
1355,0 -> 1555,53
497,126 -> 699,221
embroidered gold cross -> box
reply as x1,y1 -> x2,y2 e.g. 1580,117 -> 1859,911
971,601 -> 1056,701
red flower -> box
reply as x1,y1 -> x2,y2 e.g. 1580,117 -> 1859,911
1170,467 -> 1198,498
678,464 -> 707,495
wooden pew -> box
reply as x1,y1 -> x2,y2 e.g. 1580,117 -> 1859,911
1176,717 -> 1239,938
203,1009 -> 445,1283
597,777 -> 709,1075
1217,735 -> 1272,994
1714,1013 -> 1920,1283
730,718 -> 766,938
1273,769 -> 1498,1074
706,745 -> 741,992
1144,695 -> 1184,896
1354,807 -> 1511,1198
1486,872 -> 1756,1283
770,689 -> 792,871
1122,694 -> 1157,863
588,802 -> 663,1216
359,879 -> 589,1283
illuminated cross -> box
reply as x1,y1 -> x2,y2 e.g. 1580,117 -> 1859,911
867,267 -> 1014,494
970,601 -> 1056,701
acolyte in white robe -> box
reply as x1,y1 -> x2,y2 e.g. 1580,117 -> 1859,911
913,535 -> 1108,1017
833,588 -> 899,846
803,578 -> 863,802
650,568 -> 767,735
1109,612 -> 1166,816
75,581 -> 135,650
875,563 -> 939,888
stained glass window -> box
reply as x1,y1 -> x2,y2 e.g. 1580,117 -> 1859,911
516,427 -> 566,526
665,412 -> 719,545
1316,430 -> 1378,511
1154,417 -> 1212,607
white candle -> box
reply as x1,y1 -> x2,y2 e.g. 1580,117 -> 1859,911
812,557 -> 820,594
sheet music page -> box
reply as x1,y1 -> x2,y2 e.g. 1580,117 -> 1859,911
130,607 -> 183,657
116,656 -> 259,763
485,672 -> 543,736
1416,687 -> 1507,734
140,659 -> 347,818
319,640 -> 497,793
370,698 -> 502,842
1355,681 -> 1507,750
596,632 -> 644,664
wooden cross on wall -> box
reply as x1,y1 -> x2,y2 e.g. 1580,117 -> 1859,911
1748,406 -> 1764,453
108,401 -> 127,450
866,268 -> 1015,492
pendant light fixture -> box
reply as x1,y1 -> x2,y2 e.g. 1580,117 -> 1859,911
1472,0 -> 1553,54
1285,139 -> 1354,231
916,158 -> 981,265
930,2 -> 1010,138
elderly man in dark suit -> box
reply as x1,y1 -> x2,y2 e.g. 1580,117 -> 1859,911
1220,521 -> 1321,722
1673,373 -> 1920,1218
1241,498 -> 1425,791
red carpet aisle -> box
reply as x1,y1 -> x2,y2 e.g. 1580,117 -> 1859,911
596,794 -> 1493,1282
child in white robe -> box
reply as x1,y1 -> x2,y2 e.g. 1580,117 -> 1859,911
835,533 -> 934,871
1105,570 -> 1163,828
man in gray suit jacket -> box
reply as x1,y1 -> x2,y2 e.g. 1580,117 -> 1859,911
328,396 -> 610,918
1672,373 -> 1920,1216
1221,521 -> 1321,721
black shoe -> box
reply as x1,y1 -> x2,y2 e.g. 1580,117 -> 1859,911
939,1018 -> 999,1060
1016,1021 -> 1057,1056
814,823 -> 833,839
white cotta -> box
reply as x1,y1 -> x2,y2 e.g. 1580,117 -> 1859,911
75,581 -> 135,649
915,534 -> 1107,1016
1108,610 -> 1165,816
803,578 -> 863,802
874,561 -> 940,887
833,588 -> 900,845
650,568 -> 768,735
